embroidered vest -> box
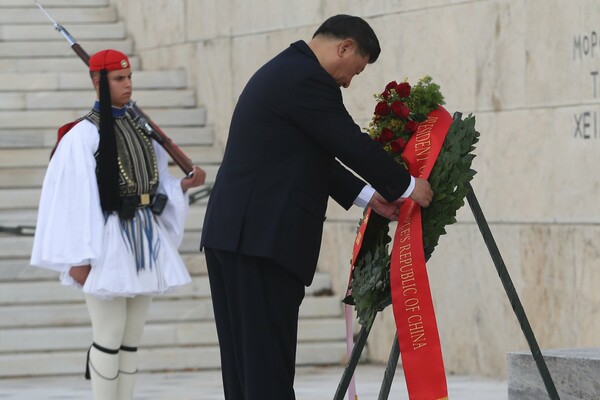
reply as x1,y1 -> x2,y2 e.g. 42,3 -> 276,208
85,110 -> 159,199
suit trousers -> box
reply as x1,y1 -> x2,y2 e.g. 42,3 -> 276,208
204,248 -> 306,400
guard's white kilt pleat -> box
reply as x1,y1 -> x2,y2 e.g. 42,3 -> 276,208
61,208 -> 191,298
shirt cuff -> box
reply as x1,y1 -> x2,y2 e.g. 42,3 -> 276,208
353,176 -> 416,208
353,185 -> 376,208
401,176 -> 416,198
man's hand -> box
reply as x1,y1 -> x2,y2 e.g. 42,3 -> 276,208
69,265 -> 91,286
369,192 -> 404,221
409,178 -> 433,207
181,165 -> 206,192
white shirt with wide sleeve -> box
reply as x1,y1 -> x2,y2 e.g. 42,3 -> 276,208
30,119 -> 191,298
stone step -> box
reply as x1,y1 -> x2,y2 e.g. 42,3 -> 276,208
0,6 -> 117,25
3,0 -> 108,7
0,231 -> 209,264
0,273 -> 333,305
0,168 -> 46,188
0,164 -> 218,188
0,236 -> 36,259
0,258 -> 57,281
0,322 -> 222,351
0,22 -> 126,41
0,296 -> 343,329
0,144 -> 218,169
0,109 -> 77,128
0,188 -> 207,211
0,69 -> 188,91
0,203 -> 208,231
0,191 -> 41,209
0,125 -> 214,149
0,56 -> 141,72
0,253 -> 208,282
0,89 -> 197,110
180,231 -> 203,252
0,230 -> 207,260
0,39 -> 133,59
0,188 -> 208,210
0,341 -> 348,378
0,108 -> 207,130
0,318 -> 346,353
0,201 -> 208,230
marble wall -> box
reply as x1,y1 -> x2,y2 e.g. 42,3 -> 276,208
110,0 -> 600,377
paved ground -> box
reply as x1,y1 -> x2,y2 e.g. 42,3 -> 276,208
0,365 -> 507,400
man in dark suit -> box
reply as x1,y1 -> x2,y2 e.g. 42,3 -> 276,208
201,14 -> 433,400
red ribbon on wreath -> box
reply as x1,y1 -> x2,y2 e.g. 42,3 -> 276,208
348,106 -> 452,400
390,106 -> 452,400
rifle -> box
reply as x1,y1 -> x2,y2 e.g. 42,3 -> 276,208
35,1 -> 194,176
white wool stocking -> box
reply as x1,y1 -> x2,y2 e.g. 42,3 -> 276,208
88,343 -> 120,399
117,345 -> 138,400
118,296 -> 151,400
85,294 -> 152,400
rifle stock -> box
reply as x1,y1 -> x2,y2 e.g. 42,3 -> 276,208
125,102 -> 194,175
36,2 -> 193,175
71,43 -> 90,65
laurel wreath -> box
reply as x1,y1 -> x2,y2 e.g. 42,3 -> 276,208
344,77 -> 480,326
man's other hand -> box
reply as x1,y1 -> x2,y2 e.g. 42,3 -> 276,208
369,192 -> 404,221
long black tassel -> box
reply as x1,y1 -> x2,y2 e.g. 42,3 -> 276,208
96,69 -> 121,212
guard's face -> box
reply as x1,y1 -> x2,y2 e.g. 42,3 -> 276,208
107,68 -> 132,108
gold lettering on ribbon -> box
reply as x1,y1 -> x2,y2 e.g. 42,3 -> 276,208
414,115 -> 437,175
390,107 -> 452,399
397,202 -> 428,350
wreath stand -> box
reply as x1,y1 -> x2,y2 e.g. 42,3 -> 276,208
333,113 -> 561,400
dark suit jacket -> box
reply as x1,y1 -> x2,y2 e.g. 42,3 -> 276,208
201,40 -> 411,286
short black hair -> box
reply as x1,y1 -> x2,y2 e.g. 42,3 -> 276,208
312,14 -> 381,63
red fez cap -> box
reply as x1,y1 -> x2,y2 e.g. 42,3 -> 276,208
89,49 -> 130,72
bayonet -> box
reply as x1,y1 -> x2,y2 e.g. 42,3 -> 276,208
35,1 -> 90,63
35,1 -> 194,175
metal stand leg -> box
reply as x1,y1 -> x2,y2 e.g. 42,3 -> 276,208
377,333 -> 400,400
466,182 -> 561,400
333,322 -> 372,400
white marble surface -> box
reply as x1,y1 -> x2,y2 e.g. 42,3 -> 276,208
508,348 -> 600,400
0,365 -> 507,400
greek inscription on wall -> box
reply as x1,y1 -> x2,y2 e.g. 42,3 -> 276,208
573,31 -> 600,60
573,31 -> 600,139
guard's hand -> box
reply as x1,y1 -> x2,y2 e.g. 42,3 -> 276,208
409,178 -> 433,207
369,192 -> 404,221
69,265 -> 91,286
181,165 -> 206,192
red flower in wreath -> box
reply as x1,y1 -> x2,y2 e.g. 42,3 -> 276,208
390,101 -> 410,118
385,81 -> 398,91
395,82 -> 411,98
404,120 -> 419,134
390,137 -> 407,153
380,127 -> 394,142
374,101 -> 391,116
